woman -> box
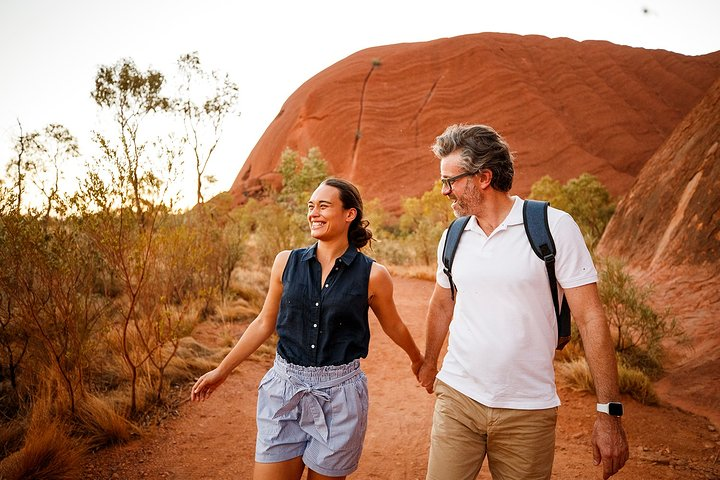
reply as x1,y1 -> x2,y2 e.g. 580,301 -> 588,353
191,178 -> 423,479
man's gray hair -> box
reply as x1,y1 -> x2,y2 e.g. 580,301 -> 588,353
431,124 -> 515,192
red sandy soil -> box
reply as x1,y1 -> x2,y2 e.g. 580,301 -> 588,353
84,277 -> 720,479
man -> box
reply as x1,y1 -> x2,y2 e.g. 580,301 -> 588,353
418,124 -> 629,480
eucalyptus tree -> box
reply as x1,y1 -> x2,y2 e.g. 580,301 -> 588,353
176,52 -> 240,205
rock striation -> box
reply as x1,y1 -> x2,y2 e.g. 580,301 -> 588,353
229,33 -> 720,213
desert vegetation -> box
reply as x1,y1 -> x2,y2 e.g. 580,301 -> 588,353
0,53 -> 250,478
529,175 -> 685,403
0,52 -> 684,477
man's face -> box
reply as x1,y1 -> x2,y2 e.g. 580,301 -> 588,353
440,150 -> 481,217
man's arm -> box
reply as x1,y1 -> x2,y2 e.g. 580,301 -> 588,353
565,282 -> 629,479
418,282 -> 455,393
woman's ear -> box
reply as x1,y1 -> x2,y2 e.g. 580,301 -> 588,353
345,208 -> 357,223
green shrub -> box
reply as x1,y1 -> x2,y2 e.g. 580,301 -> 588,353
529,173 -> 615,250
396,182 -> 454,265
598,257 -> 684,378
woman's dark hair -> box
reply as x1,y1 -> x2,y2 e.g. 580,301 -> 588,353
321,177 -> 373,248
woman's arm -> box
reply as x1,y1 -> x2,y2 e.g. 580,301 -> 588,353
368,263 -> 423,374
191,250 -> 290,402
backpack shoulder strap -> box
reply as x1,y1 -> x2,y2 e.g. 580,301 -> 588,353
523,200 -> 571,349
442,216 -> 471,301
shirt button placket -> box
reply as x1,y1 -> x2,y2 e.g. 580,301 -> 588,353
312,299 -> 320,361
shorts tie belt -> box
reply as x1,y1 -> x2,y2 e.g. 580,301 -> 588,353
272,366 -> 361,443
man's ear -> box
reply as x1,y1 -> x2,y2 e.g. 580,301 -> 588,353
477,170 -> 493,189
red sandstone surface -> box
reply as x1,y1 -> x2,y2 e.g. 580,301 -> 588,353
598,77 -> 720,428
229,33 -> 720,214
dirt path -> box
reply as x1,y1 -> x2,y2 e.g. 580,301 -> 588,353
85,277 -> 720,479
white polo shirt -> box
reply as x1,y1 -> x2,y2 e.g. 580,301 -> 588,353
435,196 -> 597,409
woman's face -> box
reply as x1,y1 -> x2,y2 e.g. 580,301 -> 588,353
307,184 -> 356,241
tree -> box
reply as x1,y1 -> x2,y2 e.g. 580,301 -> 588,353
276,147 -> 329,242
399,182 -> 454,265
22,124 -> 80,219
277,147 -> 329,209
91,58 -> 174,220
176,52 -> 240,205
5,120 -> 34,212
529,173 -> 615,250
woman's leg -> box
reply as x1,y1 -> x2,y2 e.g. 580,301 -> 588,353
307,469 -> 346,480
253,457 -> 305,480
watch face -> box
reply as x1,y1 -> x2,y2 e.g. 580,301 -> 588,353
608,402 -> 623,416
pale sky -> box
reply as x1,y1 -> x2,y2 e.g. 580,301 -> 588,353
1,0 -> 719,208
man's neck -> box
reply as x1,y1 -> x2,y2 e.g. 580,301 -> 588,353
472,193 -> 515,235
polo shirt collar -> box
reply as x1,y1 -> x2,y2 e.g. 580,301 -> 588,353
301,243 -> 359,265
465,195 -> 524,233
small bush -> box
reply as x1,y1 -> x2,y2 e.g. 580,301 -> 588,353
529,173 -> 615,250
598,257 -> 684,378
556,358 -> 595,393
618,364 -> 658,405
556,357 -> 658,405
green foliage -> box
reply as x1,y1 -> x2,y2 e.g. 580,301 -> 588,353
393,182 -> 454,265
529,173 -> 615,250
274,147 -> 329,247
277,147 -> 329,209
598,257 -> 684,378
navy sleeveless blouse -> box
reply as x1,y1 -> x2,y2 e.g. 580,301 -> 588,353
276,244 -> 374,367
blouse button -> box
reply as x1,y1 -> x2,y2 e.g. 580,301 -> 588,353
313,324 -> 317,328
311,344 -> 316,349
315,302 -> 319,306
324,283 -> 329,288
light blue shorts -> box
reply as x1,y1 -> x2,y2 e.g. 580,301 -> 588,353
255,354 -> 369,477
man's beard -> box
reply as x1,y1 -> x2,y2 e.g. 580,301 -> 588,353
451,184 -> 481,217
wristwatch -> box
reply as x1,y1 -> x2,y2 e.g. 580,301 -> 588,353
596,402 -> 624,417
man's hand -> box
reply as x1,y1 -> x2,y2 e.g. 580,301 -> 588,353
418,360 -> 438,393
592,415 -> 629,479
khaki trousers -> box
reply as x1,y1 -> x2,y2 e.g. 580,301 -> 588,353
426,380 -> 557,480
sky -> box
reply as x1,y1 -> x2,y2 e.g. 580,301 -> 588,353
1,0 -> 719,208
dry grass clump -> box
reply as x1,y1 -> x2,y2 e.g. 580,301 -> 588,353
555,357 -> 659,405
617,364 -> 658,405
556,358 -> 595,394
70,394 -> 134,451
386,264 -> 436,282
0,419 -> 84,480
0,417 -> 26,459
229,266 -> 271,312
164,336 -> 226,385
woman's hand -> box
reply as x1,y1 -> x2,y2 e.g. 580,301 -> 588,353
191,368 -> 228,402
411,356 -> 424,380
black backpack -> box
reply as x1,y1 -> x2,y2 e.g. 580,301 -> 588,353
441,199 -> 571,350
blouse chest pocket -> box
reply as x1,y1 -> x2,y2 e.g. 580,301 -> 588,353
281,280 -> 312,313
